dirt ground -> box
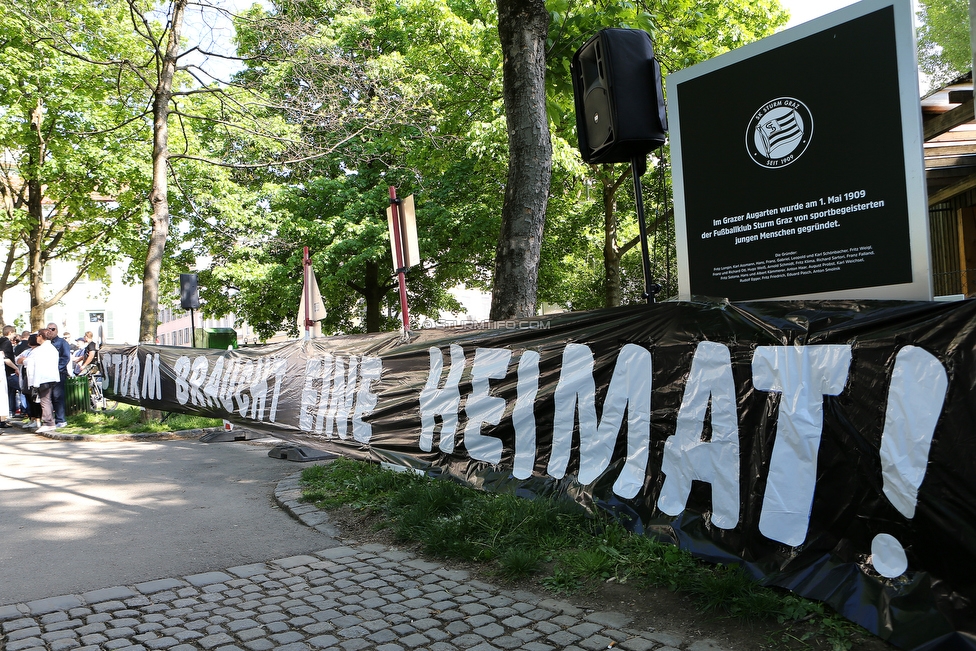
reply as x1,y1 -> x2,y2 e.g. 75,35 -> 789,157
322,505 -> 895,651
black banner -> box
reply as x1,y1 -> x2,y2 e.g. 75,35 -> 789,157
100,300 -> 976,650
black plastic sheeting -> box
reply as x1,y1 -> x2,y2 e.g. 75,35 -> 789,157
99,300 -> 976,650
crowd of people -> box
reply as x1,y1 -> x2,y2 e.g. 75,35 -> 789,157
0,324 -> 99,434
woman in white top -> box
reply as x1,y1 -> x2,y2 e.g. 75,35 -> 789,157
16,334 -> 41,428
26,328 -> 61,433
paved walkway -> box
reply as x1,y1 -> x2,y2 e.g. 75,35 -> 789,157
1,433 -> 734,651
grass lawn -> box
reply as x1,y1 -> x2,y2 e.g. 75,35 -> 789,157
300,458 -> 885,651
56,404 -> 223,435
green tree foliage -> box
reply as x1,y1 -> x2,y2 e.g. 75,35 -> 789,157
203,0 -> 506,335
8,0 -> 309,341
212,0 -> 789,332
917,0 -> 971,88
1,0 -> 790,338
0,0 -> 154,328
540,0 -> 788,308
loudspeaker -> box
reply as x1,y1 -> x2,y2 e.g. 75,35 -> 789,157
571,28 -> 668,164
180,273 -> 200,310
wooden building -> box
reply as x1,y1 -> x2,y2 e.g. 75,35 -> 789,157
923,72 -> 976,297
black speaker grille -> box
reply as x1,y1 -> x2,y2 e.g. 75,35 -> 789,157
571,28 -> 668,164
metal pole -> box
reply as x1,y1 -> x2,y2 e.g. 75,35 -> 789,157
631,156 -> 659,304
970,0 -> 976,120
389,186 -> 411,332
190,308 -> 197,347
303,246 -> 311,340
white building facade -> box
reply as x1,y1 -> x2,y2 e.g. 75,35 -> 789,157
4,260 -> 142,345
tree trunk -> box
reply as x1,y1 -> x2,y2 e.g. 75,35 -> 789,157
27,99 -> 47,330
27,177 -> 44,330
138,0 -> 185,423
603,174 -> 621,309
601,165 -> 632,308
489,0 -> 551,320
138,0 -> 186,344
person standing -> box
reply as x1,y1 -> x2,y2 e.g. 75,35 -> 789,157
17,334 -> 42,429
0,325 -> 19,427
47,322 -> 71,428
78,331 -> 98,371
13,332 -> 30,357
13,331 -> 31,415
27,329 -> 60,433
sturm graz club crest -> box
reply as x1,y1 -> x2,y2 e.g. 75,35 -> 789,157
746,97 -> 813,168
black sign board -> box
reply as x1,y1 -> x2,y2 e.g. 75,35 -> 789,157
669,0 -> 931,301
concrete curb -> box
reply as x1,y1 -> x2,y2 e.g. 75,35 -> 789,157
273,470 -> 343,539
11,423 -> 225,442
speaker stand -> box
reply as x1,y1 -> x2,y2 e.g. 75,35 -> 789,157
631,156 -> 662,303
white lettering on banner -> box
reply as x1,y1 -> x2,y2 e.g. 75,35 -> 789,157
548,344 -> 652,498
189,356 -> 209,407
753,345 -> 853,547
872,345 -> 948,577
218,359 -> 236,413
112,354 -> 125,395
299,355 -> 380,442
352,356 -> 381,443
249,357 -> 270,420
267,359 -> 286,422
203,356 -> 225,407
110,339 -> 953,575
105,354 -> 122,395
251,358 -> 281,422
327,356 -> 358,440
313,356 -> 337,435
601,344 -> 652,498
417,343 -> 649,498
419,344 -> 466,454
172,354 -> 287,422
141,353 -> 161,400
126,356 -> 141,398
512,351 -> 540,480
658,342 -> 740,529
464,348 -> 512,464
174,356 -> 190,404
110,353 -> 136,398
300,357 -> 322,432
547,343 -> 596,480
315,355 -> 338,439
235,360 -> 253,416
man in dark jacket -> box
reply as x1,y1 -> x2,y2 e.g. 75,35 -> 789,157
13,331 -> 30,357
12,330 -> 30,415
0,325 -> 18,427
47,322 -> 71,428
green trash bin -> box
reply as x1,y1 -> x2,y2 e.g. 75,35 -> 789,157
194,327 -> 238,350
66,376 -> 90,416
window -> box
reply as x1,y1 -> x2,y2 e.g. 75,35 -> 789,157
86,311 -> 111,344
